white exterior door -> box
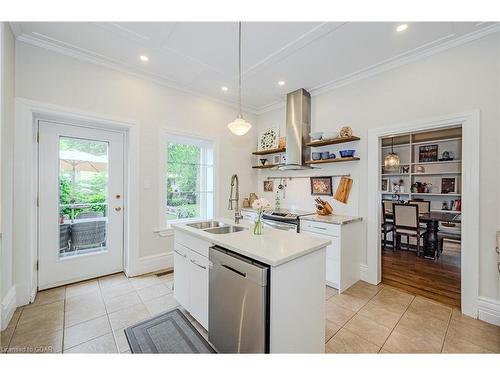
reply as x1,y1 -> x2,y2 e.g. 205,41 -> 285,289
38,120 -> 125,289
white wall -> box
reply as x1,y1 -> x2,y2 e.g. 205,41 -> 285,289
1,22 -> 16,329
14,41 -> 257,263
256,33 -> 500,302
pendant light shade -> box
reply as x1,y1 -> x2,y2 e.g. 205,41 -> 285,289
228,22 -> 252,136
384,137 -> 400,171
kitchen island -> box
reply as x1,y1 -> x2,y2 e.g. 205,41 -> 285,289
172,219 -> 330,353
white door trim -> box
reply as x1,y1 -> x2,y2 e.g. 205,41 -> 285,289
13,98 -> 140,306
366,110 -> 480,318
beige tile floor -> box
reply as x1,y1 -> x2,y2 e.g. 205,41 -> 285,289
1,273 -> 498,354
324,282 -> 500,353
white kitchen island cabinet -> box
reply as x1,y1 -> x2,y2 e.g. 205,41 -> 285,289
300,215 -> 363,293
172,219 -> 330,353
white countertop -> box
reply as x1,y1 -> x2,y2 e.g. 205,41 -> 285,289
300,214 -> 362,225
172,218 -> 330,267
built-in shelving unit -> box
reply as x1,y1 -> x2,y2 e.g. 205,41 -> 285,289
305,157 -> 360,165
252,164 -> 281,169
252,148 -> 286,156
380,127 -> 462,212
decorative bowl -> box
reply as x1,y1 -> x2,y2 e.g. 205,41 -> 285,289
312,152 -> 322,160
309,132 -> 323,141
339,149 -> 356,158
322,131 -> 339,140
329,153 -> 336,159
321,151 -> 330,160
260,158 -> 267,166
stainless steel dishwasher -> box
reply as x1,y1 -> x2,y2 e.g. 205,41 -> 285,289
208,245 -> 269,353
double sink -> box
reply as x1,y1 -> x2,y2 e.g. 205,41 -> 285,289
187,220 -> 247,235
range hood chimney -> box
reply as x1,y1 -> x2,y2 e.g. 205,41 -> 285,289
279,88 -> 312,170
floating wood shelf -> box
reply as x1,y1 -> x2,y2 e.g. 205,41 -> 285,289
306,136 -> 360,147
305,157 -> 360,165
252,148 -> 286,155
252,164 -> 281,169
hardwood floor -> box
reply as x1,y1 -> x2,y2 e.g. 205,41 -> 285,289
382,244 -> 461,308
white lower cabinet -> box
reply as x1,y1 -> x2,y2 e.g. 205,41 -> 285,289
173,237 -> 209,330
301,220 -> 362,293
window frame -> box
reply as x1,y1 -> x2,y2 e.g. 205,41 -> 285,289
159,129 -> 218,229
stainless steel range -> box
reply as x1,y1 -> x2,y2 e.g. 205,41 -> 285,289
262,209 -> 315,232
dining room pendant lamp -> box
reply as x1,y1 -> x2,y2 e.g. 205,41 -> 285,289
228,22 -> 252,136
384,137 -> 400,171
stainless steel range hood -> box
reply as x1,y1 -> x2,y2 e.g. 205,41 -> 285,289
278,88 -> 312,170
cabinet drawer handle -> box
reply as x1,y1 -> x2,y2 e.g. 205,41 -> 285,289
496,246 -> 499,254
174,249 -> 187,258
311,226 -> 326,230
190,259 -> 207,270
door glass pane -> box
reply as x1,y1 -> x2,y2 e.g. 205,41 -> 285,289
59,137 -> 109,258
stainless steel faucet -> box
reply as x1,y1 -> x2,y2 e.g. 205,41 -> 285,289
228,174 -> 243,224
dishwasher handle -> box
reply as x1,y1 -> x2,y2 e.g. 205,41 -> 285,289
222,264 -> 247,278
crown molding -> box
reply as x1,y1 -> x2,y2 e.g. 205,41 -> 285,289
15,23 -> 500,116
16,33 -> 260,115
256,23 -> 500,115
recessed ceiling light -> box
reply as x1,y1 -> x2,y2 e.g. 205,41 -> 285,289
278,81 -> 286,86
396,24 -> 408,32
140,55 -> 149,62
221,86 -> 228,91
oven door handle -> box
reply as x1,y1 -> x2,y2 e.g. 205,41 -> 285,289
262,220 -> 296,231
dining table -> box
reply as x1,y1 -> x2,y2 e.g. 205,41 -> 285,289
385,211 -> 461,259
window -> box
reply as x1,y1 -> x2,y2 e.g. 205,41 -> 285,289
163,133 -> 214,225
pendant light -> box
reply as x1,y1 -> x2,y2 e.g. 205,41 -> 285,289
228,22 -> 252,136
384,137 -> 400,171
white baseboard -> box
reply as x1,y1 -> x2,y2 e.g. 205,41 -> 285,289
126,252 -> 173,277
1,286 -> 16,330
359,263 -> 369,282
477,296 -> 500,326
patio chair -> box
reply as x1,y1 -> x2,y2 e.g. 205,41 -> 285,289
71,221 -> 106,251
59,224 -> 71,253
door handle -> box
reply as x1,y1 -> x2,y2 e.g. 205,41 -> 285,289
174,249 -> 187,258
190,259 -> 207,269
222,264 -> 246,278
115,207 -> 122,212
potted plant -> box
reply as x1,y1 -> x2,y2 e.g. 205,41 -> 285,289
252,198 -> 271,235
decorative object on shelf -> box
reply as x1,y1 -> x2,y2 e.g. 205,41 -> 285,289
312,152 -> 322,160
384,137 -> 400,172
322,131 -> 339,140
309,132 -> 323,141
400,165 -> 410,174
441,177 -> 456,194
439,150 -> 455,161
227,22 -> 252,136
329,153 -> 336,159
455,199 -> 461,211
278,137 -> 286,149
275,191 -> 281,210
252,198 -> 270,235
339,149 -> 355,158
334,176 -> 353,203
419,144 -> 438,162
242,198 -> 250,208
249,192 -> 258,207
280,154 -> 286,164
321,151 -> 330,160
272,154 -> 281,165
310,176 -> 333,196
412,181 -> 431,193
314,197 -> 333,216
259,158 -> 267,166
442,201 -> 449,210
442,222 -> 456,228
416,165 -> 425,173
339,126 -> 353,138
381,179 -> 388,192
263,180 -> 274,192
258,127 -> 279,151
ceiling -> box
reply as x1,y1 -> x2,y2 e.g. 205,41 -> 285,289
10,22 -> 498,113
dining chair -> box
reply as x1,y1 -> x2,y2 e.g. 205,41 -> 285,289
382,200 -> 393,220
381,201 -> 395,250
409,200 -> 430,214
392,203 -> 426,256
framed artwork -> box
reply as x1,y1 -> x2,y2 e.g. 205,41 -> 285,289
381,179 -> 388,192
419,145 -> 438,162
400,166 -> 410,174
310,176 -> 333,196
441,177 -> 456,194
272,154 -> 281,165
258,127 -> 279,151
263,180 -> 274,192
